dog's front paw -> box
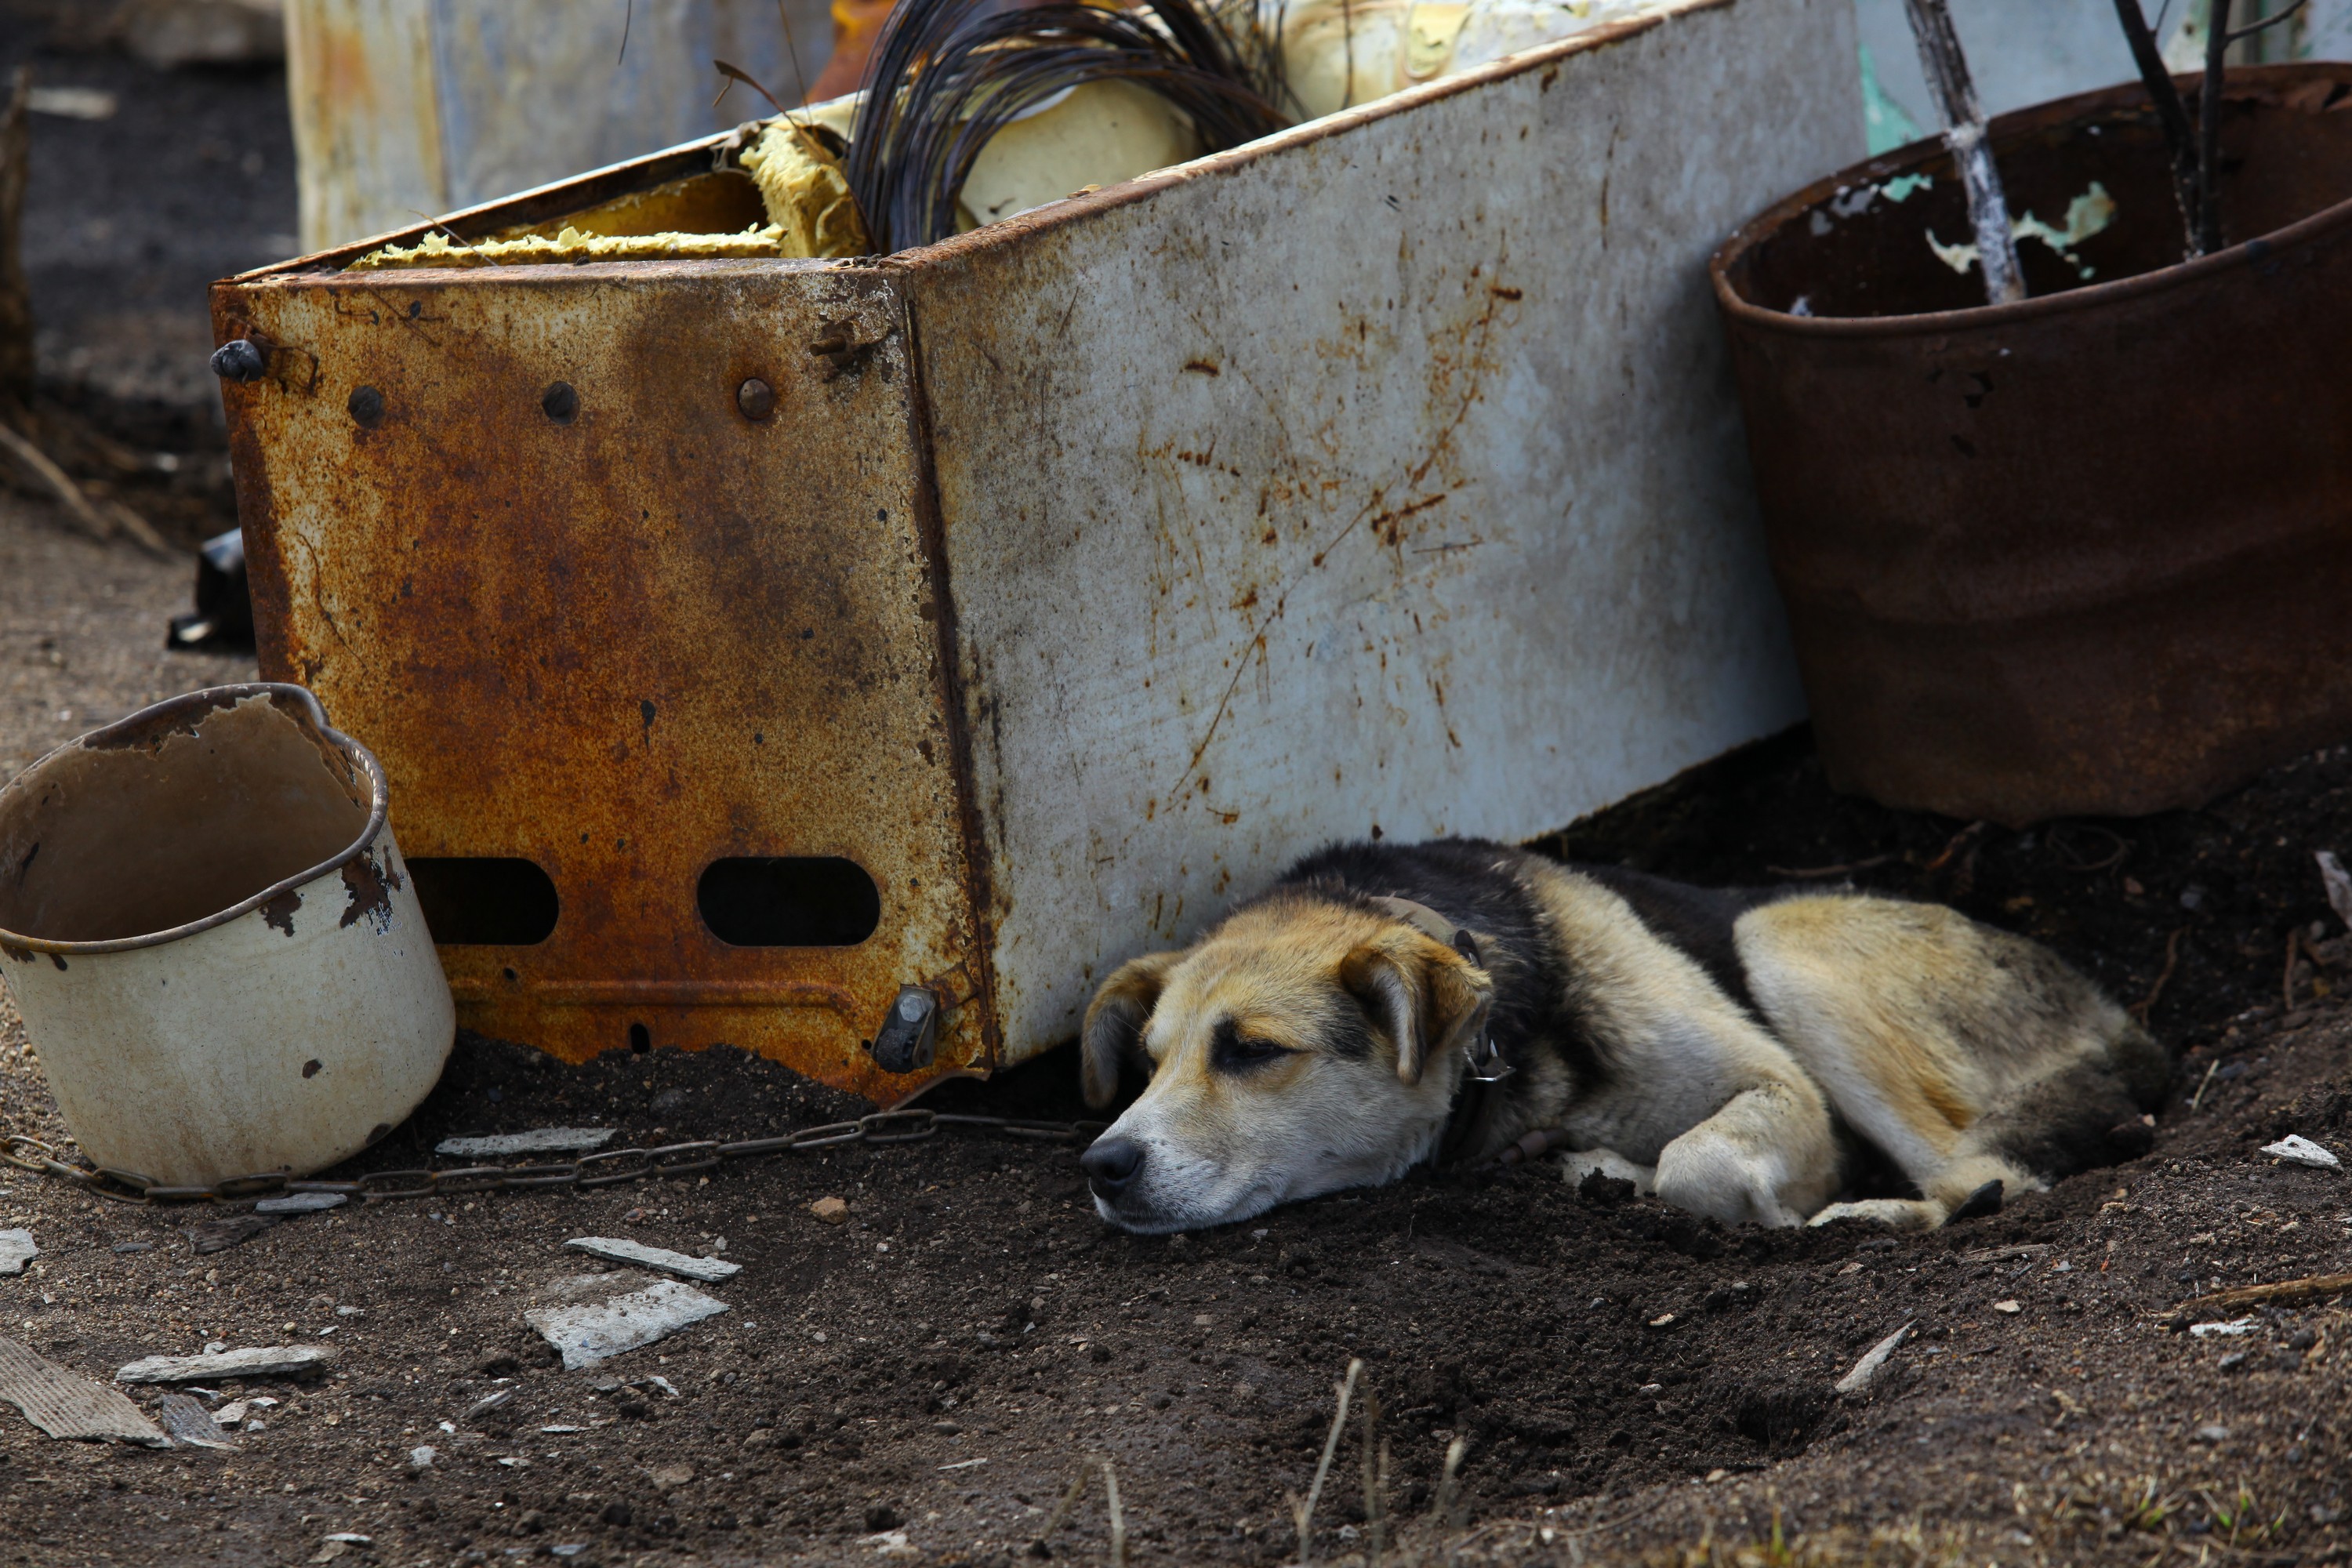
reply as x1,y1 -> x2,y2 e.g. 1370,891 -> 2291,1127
1805,1198 -> 1940,1232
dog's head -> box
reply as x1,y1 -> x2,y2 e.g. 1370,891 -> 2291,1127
1076,891 -> 1494,1232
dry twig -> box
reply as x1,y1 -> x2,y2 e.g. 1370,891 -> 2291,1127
1288,1359 -> 1363,1565
2177,1271 -> 2352,1316
2131,927 -> 2187,1022
1100,1458 -> 1125,1568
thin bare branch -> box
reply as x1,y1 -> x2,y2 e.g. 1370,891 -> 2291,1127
1293,1359 -> 1363,1564
1903,0 -> 2026,303
2111,0 -> 2204,253
2229,0 -> 2307,42
1100,1458 -> 1126,1568
2200,0 -> 2233,255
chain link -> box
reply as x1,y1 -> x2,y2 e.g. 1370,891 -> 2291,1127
2,1111 -> 1105,1209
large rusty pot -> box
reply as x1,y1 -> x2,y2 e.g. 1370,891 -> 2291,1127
1712,65 -> 2352,826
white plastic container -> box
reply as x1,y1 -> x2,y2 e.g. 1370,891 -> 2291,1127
0,684 -> 452,1189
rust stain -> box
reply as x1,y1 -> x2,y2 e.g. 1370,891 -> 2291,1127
339,852 -> 395,933
261,888 -> 303,936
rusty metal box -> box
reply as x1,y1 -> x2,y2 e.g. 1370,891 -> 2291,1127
212,0 -> 1857,1102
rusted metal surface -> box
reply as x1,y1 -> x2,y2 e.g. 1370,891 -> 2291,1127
213,262 -> 986,1102
217,0 -> 1857,1096
1714,67 -> 2352,826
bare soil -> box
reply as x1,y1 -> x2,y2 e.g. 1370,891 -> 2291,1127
2,514 -> 2349,1567
0,0 -> 295,546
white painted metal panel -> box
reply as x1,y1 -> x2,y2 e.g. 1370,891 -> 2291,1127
902,0 -> 1857,1056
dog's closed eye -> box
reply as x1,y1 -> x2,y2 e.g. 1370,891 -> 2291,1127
1210,1020 -> 1292,1073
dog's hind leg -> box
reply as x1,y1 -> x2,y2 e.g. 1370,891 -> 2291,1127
1811,1028 -> 2169,1229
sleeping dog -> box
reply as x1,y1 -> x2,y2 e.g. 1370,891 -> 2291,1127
1077,838 -> 2166,1234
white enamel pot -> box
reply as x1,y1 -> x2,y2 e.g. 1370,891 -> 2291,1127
0,684 -> 452,1189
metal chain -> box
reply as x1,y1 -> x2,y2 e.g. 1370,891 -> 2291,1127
1,1109 -> 1106,1208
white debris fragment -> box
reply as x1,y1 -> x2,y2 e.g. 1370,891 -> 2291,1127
2262,1134 -> 2342,1170
408,1445 -> 438,1472
0,1229 -> 35,1276
152,1392 -> 234,1450
524,1276 -> 728,1370
463,1389 -> 515,1421
2190,1318 -> 2259,1338
0,1334 -> 170,1446
256,1192 -> 348,1214
436,1128 -> 617,1158
564,1236 -> 742,1283
1835,1321 -> 1915,1396
2318,851 -> 2352,931
116,1345 -> 337,1384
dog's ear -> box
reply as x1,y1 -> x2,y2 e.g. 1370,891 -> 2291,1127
1082,950 -> 1185,1108
1339,932 -> 1493,1085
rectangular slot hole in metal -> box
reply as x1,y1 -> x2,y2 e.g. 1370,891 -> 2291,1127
696,857 -> 880,947
407,858 -> 560,946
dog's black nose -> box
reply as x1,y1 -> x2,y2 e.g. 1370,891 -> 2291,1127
1080,1136 -> 1145,1197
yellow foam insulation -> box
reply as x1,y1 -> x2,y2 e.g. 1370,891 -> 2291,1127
739,120 -> 870,258
347,224 -> 797,270
348,111 -> 866,270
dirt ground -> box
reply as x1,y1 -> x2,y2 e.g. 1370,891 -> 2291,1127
3,486 -> 2350,1566
2,11 -> 2350,1567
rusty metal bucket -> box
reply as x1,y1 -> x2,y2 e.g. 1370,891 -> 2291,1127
1712,65 -> 2352,826
0,685 -> 453,1188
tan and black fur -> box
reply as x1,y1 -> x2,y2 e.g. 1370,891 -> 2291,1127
1076,839 -> 2167,1234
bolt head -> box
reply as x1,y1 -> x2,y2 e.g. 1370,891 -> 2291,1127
736,377 -> 776,421
542,382 -> 579,423
210,339 -> 268,383
347,385 -> 386,429
898,993 -> 927,1022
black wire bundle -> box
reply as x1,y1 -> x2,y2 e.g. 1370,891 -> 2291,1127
845,0 -> 1290,253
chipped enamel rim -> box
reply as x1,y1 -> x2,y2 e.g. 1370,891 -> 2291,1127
1712,64 -> 2352,339
0,683 -> 393,957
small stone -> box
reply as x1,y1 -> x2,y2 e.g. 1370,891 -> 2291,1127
651,1464 -> 695,1490
0,1230 -> 35,1276
1705,1468 -> 1729,1483
1648,1312 -> 1676,1328
649,1088 -> 689,1116
1992,1300 -> 2022,1315
2194,1424 -> 2229,1443
809,1197 -> 849,1225
2261,1134 -> 2342,1170
408,1445 -> 437,1472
